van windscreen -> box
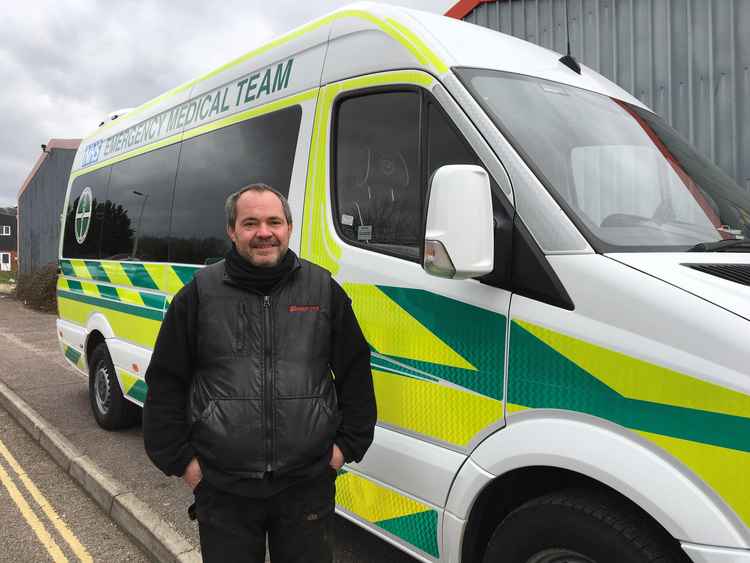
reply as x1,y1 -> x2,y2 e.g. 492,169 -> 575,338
456,68 -> 750,252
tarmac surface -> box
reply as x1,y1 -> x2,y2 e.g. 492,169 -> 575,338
0,404 -> 149,562
0,293 -> 417,562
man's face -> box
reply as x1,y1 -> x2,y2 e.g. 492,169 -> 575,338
227,190 -> 292,267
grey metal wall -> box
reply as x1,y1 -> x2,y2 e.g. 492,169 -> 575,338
463,0 -> 750,191
18,149 -> 76,274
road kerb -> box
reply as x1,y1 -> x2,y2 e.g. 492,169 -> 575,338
0,379 -> 199,562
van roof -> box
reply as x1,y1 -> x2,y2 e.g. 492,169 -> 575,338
75,2 -> 642,173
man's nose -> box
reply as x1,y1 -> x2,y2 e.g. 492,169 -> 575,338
256,223 -> 273,237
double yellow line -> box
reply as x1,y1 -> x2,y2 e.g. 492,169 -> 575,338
0,438 -> 92,562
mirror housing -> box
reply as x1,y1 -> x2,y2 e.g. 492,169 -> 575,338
423,165 -> 494,279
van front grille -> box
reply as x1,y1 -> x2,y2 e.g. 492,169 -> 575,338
683,263 -> 750,286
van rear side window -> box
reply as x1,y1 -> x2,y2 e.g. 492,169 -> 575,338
100,144 -> 180,262
169,105 -> 302,265
62,167 -> 112,259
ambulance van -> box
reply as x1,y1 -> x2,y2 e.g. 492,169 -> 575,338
57,3 -> 750,561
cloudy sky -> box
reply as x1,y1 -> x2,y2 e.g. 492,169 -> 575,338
1,0 -> 456,207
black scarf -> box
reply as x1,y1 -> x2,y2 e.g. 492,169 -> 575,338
224,244 -> 296,295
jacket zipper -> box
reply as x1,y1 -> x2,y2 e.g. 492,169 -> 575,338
263,295 -> 273,472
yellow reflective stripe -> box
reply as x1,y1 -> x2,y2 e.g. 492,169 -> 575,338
69,259 -> 90,280
142,263 -> 165,292
101,261 -> 132,288
182,89 -> 317,143
301,71 -> 433,271
333,70 -> 434,91
117,369 -> 139,395
506,403 -> 529,416
518,320 -> 750,420
336,470 -> 429,523
373,369 -> 501,446
385,17 -> 449,74
301,86 -> 341,274
57,297 -> 160,349
345,283 -> 474,371
638,430 -> 750,528
79,281 -> 100,297
86,9 -> 446,142
56,278 -> 69,291
116,287 -> 145,307
70,133 -> 182,181
164,267 -> 185,296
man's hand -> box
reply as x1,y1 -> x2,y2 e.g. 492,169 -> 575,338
329,444 -> 345,470
182,457 -> 203,490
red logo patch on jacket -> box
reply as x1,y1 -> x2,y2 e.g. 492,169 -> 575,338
288,305 -> 320,313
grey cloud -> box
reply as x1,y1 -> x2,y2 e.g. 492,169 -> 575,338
1,0 -> 455,206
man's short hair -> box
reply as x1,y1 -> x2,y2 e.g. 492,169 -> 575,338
225,184 -> 292,228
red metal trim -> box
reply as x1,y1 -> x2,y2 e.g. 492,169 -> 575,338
445,0 -> 493,19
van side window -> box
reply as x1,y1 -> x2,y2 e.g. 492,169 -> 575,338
62,167 -> 111,259
100,145 -> 179,261
335,92 -> 421,259
334,91 -> 490,261
170,106 -> 302,265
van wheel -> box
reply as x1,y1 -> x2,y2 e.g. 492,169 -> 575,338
88,343 -> 139,430
482,488 -> 688,563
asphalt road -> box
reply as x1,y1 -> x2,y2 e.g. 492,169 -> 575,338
0,293 -> 416,562
0,404 -> 149,562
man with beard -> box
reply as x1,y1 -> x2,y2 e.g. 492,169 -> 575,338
143,183 -> 376,562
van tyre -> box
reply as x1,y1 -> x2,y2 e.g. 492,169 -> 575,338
482,488 -> 689,563
88,343 -> 140,430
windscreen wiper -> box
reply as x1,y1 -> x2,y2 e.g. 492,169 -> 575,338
688,239 -> 750,252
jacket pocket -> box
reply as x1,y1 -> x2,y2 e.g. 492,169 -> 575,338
191,398 -> 264,474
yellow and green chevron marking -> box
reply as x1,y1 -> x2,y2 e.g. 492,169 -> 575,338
342,283 -> 505,447
61,343 -> 85,370
117,368 -> 148,403
57,259 -> 200,348
508,319 -> 750,528
336,470 -> 439,558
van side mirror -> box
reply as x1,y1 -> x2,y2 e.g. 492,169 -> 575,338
423,165 -> 494,279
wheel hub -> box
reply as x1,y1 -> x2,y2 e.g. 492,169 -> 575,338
94,365 -> 112,415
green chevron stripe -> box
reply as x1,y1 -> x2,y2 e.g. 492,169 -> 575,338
508,322 -> 750,453
57,289 -> 164,321
60,260 -> 75,277
139,292 -> 166,310
376,510 -> 439,558
377,286 -> 505,400
97,285 -> 120,300
64,345 -> 82,365
66,279 -> 83,292
125,379 -> 148,403
172,265 -> 200,286
122,263 -> 159,290
84,261 -> 110,283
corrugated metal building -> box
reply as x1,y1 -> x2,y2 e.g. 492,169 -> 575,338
446,0 -> 749,192
17,139 -> 80,274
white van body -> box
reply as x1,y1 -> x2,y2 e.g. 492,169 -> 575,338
57,3 -> 750,562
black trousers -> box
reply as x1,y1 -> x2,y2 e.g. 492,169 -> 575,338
193,469 -> 336,563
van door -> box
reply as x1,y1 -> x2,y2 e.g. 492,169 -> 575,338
301,69 -> 512,560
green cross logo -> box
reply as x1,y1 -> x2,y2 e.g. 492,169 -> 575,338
75,187 -> 93,244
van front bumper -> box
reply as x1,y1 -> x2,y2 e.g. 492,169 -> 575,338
682,543 -> 750,563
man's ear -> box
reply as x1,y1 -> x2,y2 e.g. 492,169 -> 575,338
226,225 -> 237,244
